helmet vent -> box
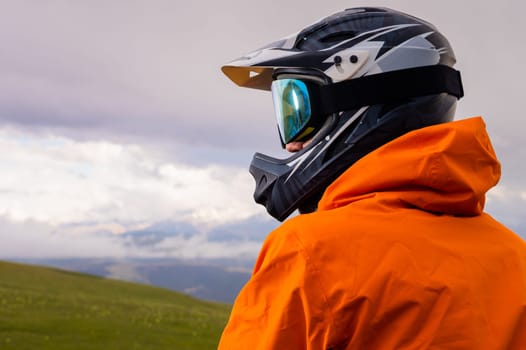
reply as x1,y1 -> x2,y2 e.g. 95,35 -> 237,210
320,31 -> 357,43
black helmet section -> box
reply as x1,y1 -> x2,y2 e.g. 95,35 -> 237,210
250,93 -> 457,221
278,8 -> 455,66
294,8 -> 452,58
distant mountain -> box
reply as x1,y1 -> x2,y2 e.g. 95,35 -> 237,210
120,216 -> 277,247
0,260 -> 230,350
18,257 -> 253,303
207,216 -> 277,242
121,220 -> 200,246
11,216 -> 278,303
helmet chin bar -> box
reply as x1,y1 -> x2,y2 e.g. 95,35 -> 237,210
249,106 -> 374,221
249,112 -> 340,221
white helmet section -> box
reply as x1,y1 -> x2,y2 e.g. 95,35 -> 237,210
360,32 -> 442,77
222,23 -> 446,90
321,48 -> 369,82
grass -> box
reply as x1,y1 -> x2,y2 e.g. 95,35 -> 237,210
0,260 -> 231,349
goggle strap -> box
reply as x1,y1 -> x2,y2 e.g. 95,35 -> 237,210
318,65 -> 464,115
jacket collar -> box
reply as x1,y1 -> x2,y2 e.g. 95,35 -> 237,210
318,117 -> 501,216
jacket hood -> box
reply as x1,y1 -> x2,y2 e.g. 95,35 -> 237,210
318,117 -> 501,216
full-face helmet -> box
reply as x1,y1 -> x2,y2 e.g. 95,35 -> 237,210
222,7 -> 464,221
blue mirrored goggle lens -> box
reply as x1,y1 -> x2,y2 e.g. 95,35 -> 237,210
271,79 -> 312,144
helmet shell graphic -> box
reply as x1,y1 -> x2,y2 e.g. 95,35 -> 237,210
222,7 -> 456,90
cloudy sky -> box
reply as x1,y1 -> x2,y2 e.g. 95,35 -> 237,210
0,0 -> 524,259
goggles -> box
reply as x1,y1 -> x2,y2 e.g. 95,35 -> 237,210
270,65 -> 464,146
271,78 -> 323,145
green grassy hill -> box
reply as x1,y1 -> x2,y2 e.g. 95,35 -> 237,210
0,260 -> 231,349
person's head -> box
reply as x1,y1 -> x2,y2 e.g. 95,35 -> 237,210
222,7 -> 464,221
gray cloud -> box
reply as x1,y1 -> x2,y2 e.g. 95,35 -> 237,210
0,0 -> 524,260
1,1 -> 523,147
0,2 -> 523,155
0,0 -> 279,150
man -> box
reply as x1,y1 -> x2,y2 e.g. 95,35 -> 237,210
218,7 -> 526,349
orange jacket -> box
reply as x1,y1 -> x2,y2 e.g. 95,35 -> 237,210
218,117 -> 526,350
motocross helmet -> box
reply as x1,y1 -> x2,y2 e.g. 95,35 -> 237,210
222,7 -> 464,221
